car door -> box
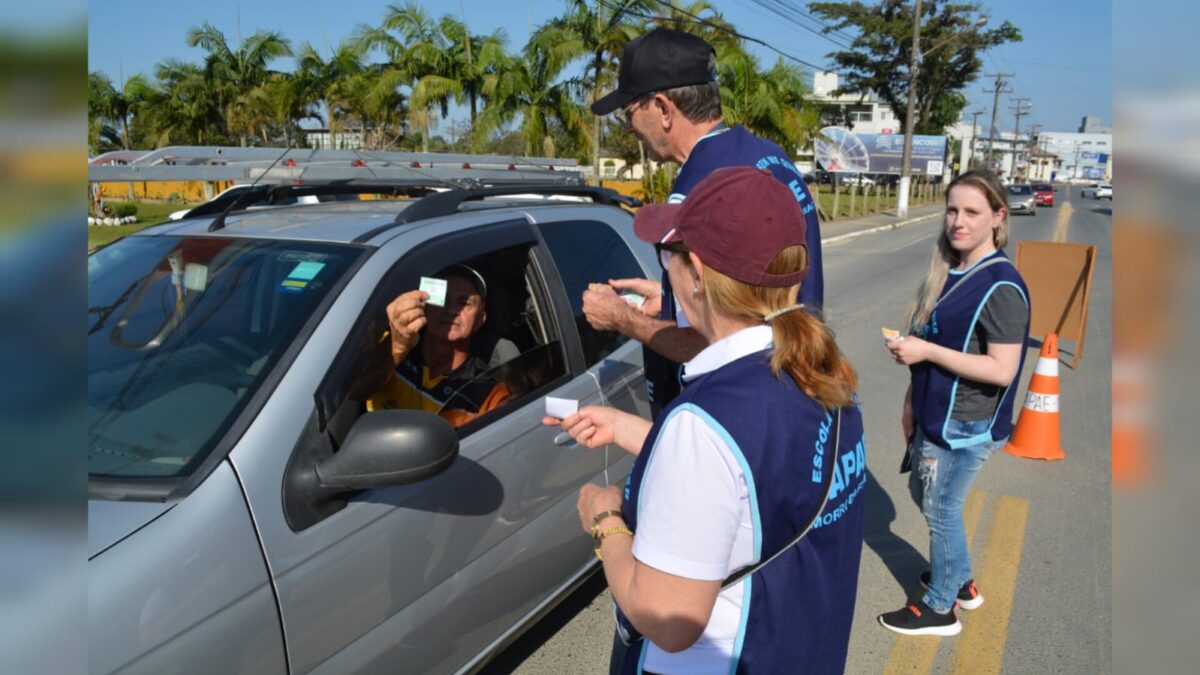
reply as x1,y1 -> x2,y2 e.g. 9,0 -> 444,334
232,217 -> 609,674
534,208 -> 656,432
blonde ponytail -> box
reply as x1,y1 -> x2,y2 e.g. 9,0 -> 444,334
701,245 -> 857,409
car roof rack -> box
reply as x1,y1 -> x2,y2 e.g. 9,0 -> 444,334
88,145 -> 583,185
394,185 -> 643,224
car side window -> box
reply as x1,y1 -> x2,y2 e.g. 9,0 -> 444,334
325,242 -> 568,443
539,219 -> 645,367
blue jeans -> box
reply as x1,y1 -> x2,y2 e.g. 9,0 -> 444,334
908,419 -> 1005,613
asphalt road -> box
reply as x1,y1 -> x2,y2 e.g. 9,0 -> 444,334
483,186 -> 1112,674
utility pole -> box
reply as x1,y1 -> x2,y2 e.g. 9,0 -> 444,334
896,0 -> 923,218
968,109 -> 985,169
1027,122 -> 1043,179
983,72 -> 1014,173
1009,97 -> 1032,179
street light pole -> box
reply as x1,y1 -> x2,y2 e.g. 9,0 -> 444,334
896,0 -> 923,219
897,6 -> 986,217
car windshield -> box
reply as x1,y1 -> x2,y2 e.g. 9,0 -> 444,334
1008,185 -> 1033,195
1033,184 -> 1051,191
88,235 -> 363,482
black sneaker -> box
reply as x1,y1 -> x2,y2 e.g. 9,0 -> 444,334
919,571 -> 985,610
878,601 -> 961,636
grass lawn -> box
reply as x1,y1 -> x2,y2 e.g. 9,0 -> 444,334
811,183 -> 943,221
88,200 -> 199,250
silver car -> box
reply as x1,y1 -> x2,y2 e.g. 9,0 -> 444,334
1006,184 -> 1036,215
88,187 -> 652,673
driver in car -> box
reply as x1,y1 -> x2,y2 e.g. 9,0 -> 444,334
368,264 -> 511,428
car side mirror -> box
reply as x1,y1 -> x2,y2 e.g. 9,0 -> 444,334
316,411 -> 458,490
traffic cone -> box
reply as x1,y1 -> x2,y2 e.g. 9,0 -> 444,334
1004,333 -> 1067,461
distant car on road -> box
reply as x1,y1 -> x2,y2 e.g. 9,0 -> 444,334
1032,183 -> 1055,207
1082,182 -> 1112,200
1006,183 -> 1036,215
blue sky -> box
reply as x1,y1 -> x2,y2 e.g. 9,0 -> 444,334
86,0 -> 1111,134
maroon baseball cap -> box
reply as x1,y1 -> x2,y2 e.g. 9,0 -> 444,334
633,167 -> 808,287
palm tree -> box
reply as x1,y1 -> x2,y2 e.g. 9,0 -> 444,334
436,16 -> 512,150
538,0 -> 651,178
355,1 -> 461,153
295,40 -> 366,149
477,31 -> 590,159
87,71 -> 153,151
718,50 -> 818,155
186,21 -> 292,146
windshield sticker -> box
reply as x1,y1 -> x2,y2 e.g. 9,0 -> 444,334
279,251 -> 329,263
287,261 -> 326,281
279,278 -> 309,293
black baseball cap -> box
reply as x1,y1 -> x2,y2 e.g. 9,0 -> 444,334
591,28 -> 716,116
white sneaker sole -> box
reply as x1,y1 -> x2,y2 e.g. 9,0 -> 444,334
957,594 -> 985,611
919,576 -> 986,611
878,615 -> 963,636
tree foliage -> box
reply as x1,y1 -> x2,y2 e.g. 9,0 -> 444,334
808,0 -> 1020,134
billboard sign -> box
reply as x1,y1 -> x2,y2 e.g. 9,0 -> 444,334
814,127 -> 948,175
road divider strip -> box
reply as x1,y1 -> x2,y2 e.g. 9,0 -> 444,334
822,211 -> 943,245
882,490 -> 988,675
951,495 -> 1031,674
1052,202 -> 1074,243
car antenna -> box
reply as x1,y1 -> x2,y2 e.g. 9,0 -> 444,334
208,140 -> 296,232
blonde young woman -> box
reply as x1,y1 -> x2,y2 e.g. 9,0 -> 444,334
878,170 -> 1031,636
546,167 -> 866,674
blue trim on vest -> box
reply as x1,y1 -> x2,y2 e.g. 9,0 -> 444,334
673,403 -> 763,561
940,280 -> 1031,449
637,640 -> 648,673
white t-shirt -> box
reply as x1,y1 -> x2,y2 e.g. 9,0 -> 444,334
632,325 -> 773,674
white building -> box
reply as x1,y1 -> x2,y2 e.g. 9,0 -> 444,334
809,71 -> 902,135
304,128 -> 366,151
1036,129 -> 1111,181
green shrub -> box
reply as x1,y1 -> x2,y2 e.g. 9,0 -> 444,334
114,202 -> 138,218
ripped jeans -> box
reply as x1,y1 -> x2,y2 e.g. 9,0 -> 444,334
908,419 -> 1005,613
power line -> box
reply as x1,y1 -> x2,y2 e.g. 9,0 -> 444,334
739,0 -> 855,50
600,0 -> 835,73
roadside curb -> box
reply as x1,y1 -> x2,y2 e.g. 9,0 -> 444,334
820,211 -> 942,245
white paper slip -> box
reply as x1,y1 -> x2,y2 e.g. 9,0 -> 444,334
419,276 -> 448,306
545,396 -> 579,419
620,292 -> 646,308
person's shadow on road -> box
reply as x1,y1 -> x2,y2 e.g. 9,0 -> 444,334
863,468 -> 928,601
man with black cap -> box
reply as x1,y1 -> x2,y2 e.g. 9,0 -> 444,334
368,263 -> 511,428
583,27 -> 824,416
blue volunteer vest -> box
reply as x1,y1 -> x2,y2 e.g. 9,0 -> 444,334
644,125 -> 824,415
618,350 -> 866,674
910,250 -> 1030,449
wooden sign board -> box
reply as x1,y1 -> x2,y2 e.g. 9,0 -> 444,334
1015,241 -> 1096,368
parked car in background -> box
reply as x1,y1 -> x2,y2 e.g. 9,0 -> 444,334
88,176 -> 653,674
1006,183 -> 1036,215
1032,183 -> 1055,207
1082,182 -> 1113,200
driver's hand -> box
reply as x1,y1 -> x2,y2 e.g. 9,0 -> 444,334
386,290 -> 428,364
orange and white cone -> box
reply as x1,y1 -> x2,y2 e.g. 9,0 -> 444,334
1004,333 -> 1067,461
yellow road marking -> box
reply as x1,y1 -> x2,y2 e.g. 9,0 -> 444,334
882,490 -> 988,675
1052,201 -> 1073,242
951,495 -> 1031,674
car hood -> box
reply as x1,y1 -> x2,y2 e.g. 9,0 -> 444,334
88,499 -> 175,558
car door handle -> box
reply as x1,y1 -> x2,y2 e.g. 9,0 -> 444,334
554,432 -> 577,447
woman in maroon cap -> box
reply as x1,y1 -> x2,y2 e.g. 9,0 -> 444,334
546,167 -> 866,674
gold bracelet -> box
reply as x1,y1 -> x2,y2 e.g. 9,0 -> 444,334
590,510 -> 625,536
593,525 -> 634,561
